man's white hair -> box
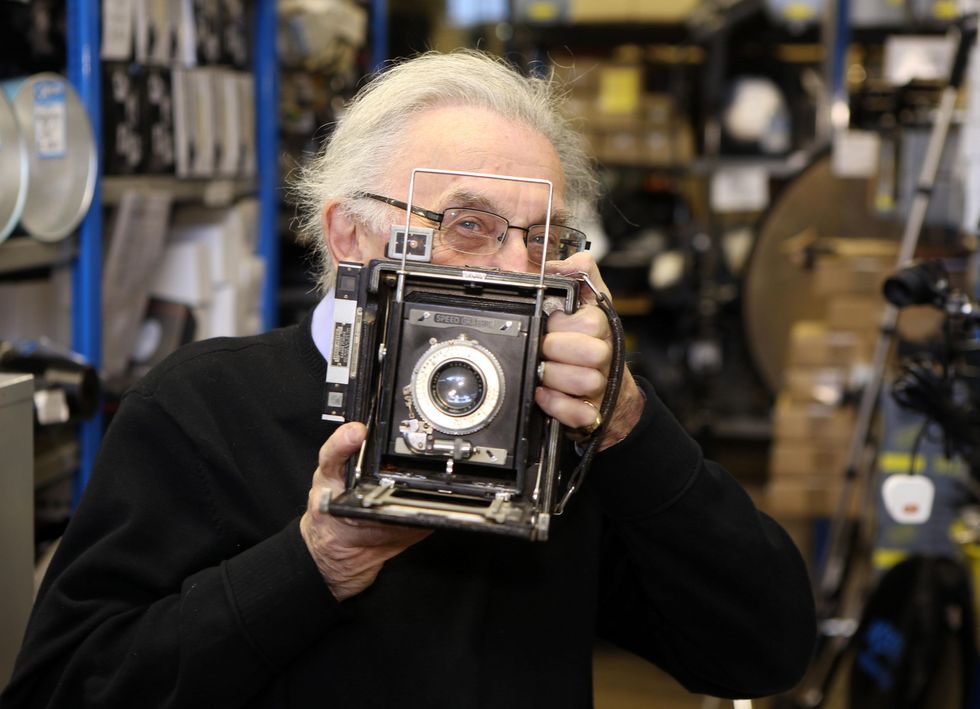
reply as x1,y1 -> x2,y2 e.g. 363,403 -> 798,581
290,49 -> 599,292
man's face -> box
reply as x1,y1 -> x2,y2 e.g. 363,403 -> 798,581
361,105 -> 569,275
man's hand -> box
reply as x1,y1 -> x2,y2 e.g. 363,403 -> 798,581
537,252 -> 645,450
300,423 -> 431,601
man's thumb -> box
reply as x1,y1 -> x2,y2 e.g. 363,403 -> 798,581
318,422 -> 367,476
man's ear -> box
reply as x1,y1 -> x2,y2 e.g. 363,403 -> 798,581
323,201 -> 367,264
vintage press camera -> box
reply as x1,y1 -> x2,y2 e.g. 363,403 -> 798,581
320,170 -> 615,540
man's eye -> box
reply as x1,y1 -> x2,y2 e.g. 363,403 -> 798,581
457,219 -> 485,232
450,213 -> 497,235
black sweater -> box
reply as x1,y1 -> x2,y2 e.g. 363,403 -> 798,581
2,313 -> 816,708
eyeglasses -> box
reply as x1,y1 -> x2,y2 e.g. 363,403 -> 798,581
356,192 -> 590,266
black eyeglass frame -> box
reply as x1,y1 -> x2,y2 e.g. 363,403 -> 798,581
355,192 -> 591,257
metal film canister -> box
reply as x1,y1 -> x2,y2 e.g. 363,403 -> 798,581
3,73 -> 97,243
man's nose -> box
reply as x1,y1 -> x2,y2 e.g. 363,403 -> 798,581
486,228 -> 531,274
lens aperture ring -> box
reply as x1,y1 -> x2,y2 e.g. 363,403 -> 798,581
411,337 -> 504,435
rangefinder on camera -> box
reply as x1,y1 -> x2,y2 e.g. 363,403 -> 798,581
321,258 -> 580,540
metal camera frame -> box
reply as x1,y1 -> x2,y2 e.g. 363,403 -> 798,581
321,168 -> 584,541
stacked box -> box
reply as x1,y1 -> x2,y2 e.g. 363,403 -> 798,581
154,201 -> 265,339
812,244 -> 944,343
764,245 -> 898,520
103,63 -> 145,175
766,322 -> 858,518
172,68 -> 255,179
142,65 -> 176,175
568,0 -> 699,22
766,241 -> 947,523
556,56 -> 695,168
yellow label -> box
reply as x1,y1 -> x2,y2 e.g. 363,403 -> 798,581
598,67 -> 642,115
878,452 -> 926,474
933,1 -> 957,19
783,3 -> 816,21
526,2 -> 559,21
873,548 -> 909,571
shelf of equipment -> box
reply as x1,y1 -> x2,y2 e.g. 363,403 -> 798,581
65,0 -> 281,499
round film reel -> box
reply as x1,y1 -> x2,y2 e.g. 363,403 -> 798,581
411,337 -> 504,435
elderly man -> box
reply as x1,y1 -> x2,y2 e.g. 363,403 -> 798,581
2,51 -> 815,708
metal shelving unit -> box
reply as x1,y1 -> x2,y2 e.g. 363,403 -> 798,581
0,238 -> 76,276
101,176 -> 258,207
65,0 -> 281,498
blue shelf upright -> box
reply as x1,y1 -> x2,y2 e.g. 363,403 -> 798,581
255,0 -> 280,331
371,0 -> 389,73
67,0 -> 103,505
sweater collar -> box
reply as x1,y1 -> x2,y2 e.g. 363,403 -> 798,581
296,299 -> 328,383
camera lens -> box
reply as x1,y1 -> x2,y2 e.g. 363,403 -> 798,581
410,336 -> 504,434
432,361 -> 485,415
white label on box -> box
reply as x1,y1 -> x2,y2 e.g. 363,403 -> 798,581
883,35 -> 953,86
32,80 -> 67,160
101,0 -> 134,60
710,166 -> 769,213
832,129 -> 881,178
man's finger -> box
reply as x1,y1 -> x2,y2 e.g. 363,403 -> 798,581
548,305 -> 610,340
542,331 -> 610,372
317,422 -> 367,476
538,360 -> 605,400
534,386 -> 601,430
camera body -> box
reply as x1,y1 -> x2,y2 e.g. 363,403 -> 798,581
322,258 -> 580,540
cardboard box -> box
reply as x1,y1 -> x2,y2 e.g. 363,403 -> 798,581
151,240 -> 213,306
764,478 -> 858,518
562,93 -> 599,125
825,294 -> 883,332
629,0 -> 700,22
642,122 -> 695,166
569,0 -> 631,21
169,204 -> 250,287
786,321 -> 868,368
773,395 -> 856,443
812,254 -> 893,296
783,366 -> 848,406
596,128 -> 644,166
770,440 -> 849,478
641,93 -> 676,126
